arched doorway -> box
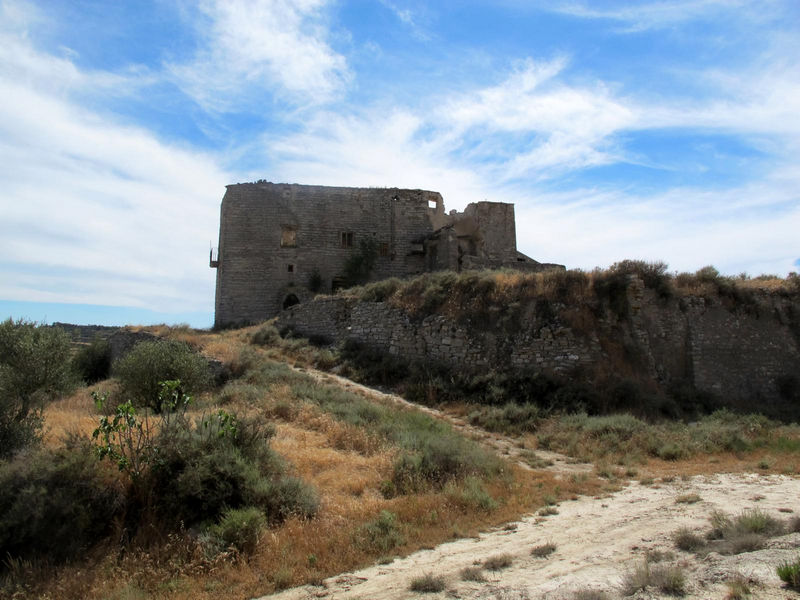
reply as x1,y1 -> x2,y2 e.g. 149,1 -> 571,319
282,294 -> 300,310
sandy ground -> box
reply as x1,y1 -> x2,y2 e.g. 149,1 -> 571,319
260,368 -> 800,600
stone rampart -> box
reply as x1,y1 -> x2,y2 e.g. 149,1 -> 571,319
277,281 -> 800,408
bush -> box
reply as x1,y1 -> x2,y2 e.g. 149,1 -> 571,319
72,337 -> 112,384
622,561 -> 685,596
0,319 -> 75,457
357,510 -> 404,553
208,506 -> 267,555
674,527 -> 705,552
391,429 -> 500,494
468,402 -> 543,435
113,340 -> 212,411
93,394 -> 317,532
0,439 -> 124,565
483,553 -> 514,570
409,573 -> 446,593
145,413 -> 316,528
777,557 -> 800,589
531,542 -> 557,558
610,260 -> 673,300
251,324 -> 281,347
445,476 -> 497,511
460,566 -> 486,582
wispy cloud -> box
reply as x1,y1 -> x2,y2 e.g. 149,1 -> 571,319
536,0 -> 755,32
441,58 -> 634,178
168,0 -> 350,111
0,24 -> 228,315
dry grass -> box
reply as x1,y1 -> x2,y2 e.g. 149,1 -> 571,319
23,329 -> 593,600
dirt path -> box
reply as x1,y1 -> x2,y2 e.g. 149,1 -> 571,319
266,368 -> 800,600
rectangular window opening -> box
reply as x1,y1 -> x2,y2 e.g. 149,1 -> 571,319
280,226 -> 297,248
340,231 -> 354,248
379,242 -> 390,257
287,264 -> 294,272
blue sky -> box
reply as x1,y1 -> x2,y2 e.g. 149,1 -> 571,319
1,0 -> 798,328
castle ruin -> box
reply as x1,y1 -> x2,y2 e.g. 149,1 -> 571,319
211,182 -> 561,327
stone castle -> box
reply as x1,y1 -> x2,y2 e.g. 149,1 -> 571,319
211,182 -> 561,327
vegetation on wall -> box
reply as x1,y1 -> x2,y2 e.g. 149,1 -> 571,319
342,261 -> 799,327
342,237 -> 378,287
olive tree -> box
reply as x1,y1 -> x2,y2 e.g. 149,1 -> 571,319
0,319 -> 75,457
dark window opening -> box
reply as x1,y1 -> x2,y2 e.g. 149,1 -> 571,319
379,242 -> 389,257
287,264 -> 294,272
282,294 -> 300,310
280,226 -> 297,247
340,231 -> 354,248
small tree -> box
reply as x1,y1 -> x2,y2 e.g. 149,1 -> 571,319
72,336 -> 111,384
113,340 -> 211,412
0,319 -> 75,457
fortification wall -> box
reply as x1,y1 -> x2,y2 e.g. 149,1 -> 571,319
277,282 -> 800,409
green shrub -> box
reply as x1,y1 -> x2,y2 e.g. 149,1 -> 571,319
0,439 -> 124,565
251,324 -> 281,346
445,476 -> 497,511
113,340 -> 212,411
609,260 -> 673,300
217,380 -> 262,405
94,392 -> 316,532
0,319 -> 76,457
208,506 -> 267,555
72,337 -> 112,384
391,430 -> 500,494
468,402 -> 543,435
622,561 -> 685,596
357,510 -> 404,553
145,413 -> 315,528
730,508 -> 783,536
777,557 -> 800,589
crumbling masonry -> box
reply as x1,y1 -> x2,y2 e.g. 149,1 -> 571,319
211,182 -> 561,327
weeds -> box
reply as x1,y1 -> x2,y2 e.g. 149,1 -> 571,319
777,557 -> 800,589
460,566 -> 486,582
409,573 -> 446,593
675,493 -> 701,504
673,527 -> 705,552
483,554 -> 514,571
357,510 -> 404,553
725,574 -> 752,599
622,560 -> 686,596
572,590 -> 610,600
531,543 -> 557,558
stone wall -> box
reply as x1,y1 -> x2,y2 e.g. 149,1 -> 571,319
277,281 -> 800,408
